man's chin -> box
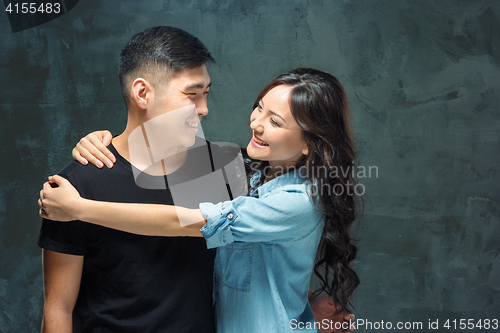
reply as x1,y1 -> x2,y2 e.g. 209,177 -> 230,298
180,135 -> 197,149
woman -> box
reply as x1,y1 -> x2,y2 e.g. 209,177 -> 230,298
40,68 -> 359,332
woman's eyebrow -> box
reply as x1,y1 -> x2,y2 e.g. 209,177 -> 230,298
260,100 -> 286,124
269,110 -> 287,124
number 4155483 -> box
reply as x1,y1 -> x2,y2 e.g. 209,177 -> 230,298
5,2 -> 61,14
443,319 -> 498,330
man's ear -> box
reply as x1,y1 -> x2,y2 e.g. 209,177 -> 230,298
130,78 -> 153,110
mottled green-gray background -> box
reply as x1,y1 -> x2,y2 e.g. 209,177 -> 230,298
1,0 -> 499,332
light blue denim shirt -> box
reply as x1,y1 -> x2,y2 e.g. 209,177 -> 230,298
199,169 -> 324,333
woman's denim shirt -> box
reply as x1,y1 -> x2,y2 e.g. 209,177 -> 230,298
199,169 -> 324,332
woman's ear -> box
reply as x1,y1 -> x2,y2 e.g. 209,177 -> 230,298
130,78 -> 153,110
302,144 -> 309,156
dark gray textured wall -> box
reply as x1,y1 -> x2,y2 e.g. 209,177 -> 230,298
1,0 -> 499,331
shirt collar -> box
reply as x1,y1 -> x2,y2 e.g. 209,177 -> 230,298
250,167 -> 308,197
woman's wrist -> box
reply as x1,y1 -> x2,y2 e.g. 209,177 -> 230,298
75,198 -> 92,222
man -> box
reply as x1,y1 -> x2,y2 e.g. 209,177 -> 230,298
38,26 -> 217,333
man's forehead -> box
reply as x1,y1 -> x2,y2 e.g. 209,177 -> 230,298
170,65 -> 210,86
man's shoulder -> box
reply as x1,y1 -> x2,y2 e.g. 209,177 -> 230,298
58,159 -> 129,192
59,159 -> 109,180
59,159 -> 88,178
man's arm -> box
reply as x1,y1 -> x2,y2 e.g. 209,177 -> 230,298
41,249 -> 83,333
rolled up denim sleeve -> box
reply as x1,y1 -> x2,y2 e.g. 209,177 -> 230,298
199,188 -> 322,249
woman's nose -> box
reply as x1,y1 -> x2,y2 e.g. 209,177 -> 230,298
250,111 -> 263,131
250,117 -> 261,132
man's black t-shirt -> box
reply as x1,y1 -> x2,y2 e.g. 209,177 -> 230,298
38,143 -> 217,333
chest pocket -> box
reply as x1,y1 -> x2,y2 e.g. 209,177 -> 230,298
217,242 -> 253,292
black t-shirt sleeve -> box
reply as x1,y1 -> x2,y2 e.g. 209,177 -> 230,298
38,219 -> 87,255
37,162 -> 87,256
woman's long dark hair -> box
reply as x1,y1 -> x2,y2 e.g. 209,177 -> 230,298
250,68 -> 360,312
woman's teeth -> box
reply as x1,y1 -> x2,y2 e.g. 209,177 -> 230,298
253,135 -> 269,146
187,122 -> 199,128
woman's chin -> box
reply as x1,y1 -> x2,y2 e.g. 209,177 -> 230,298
246,142 -> 264,160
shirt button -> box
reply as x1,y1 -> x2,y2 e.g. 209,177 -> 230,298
227,213 -> 233,219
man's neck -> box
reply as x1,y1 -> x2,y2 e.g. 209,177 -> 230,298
113,127 -> 188,176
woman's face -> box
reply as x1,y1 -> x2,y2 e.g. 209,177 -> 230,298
246,84 -> 308,169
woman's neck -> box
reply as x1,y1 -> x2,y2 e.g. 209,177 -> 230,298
262,162 -> 297,183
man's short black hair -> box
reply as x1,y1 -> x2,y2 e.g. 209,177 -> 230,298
118,26 -> 215,105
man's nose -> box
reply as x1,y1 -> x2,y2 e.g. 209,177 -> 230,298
196,99 -> 209,117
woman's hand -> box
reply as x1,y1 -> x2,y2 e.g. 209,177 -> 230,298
39,175 -> 86,221
73,130 -> 115,168
309,291 -> 355,333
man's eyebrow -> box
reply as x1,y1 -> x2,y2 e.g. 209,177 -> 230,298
184,81 -> 211,90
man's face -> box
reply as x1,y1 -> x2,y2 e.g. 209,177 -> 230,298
147,64 -> 211,148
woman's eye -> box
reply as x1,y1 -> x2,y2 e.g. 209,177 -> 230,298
270,118 -> 280,127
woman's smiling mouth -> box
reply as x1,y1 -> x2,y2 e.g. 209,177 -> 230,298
251,134 -> 269,148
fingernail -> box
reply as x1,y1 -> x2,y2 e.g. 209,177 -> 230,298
97,161 -> 103,168
83,159 -> 88,165
103,139 -> 110,146
106,162 -> 113,168
111,156 -> 116,163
